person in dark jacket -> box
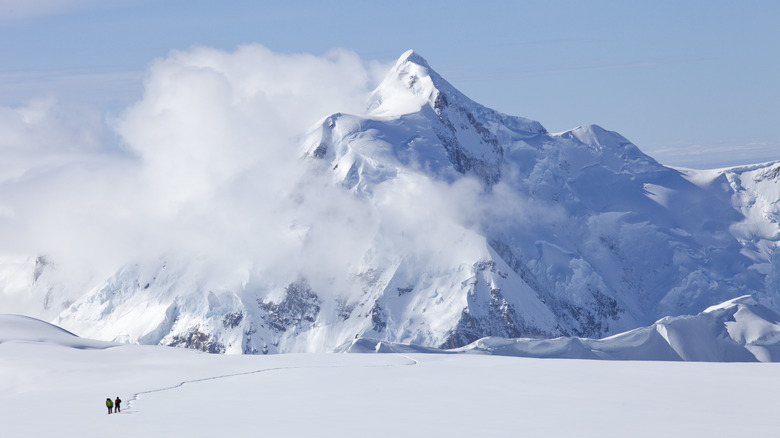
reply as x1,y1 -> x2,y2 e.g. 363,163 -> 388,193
114,397 -> 122,413
106,397 -> 114,414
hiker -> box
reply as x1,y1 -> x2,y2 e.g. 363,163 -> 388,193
106,397 -> 114,414
114,397 -> 122,413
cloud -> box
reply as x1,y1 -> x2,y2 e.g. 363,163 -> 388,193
0,97 -> 108,153
0,43 -> 543,316
0,45 -> 393,302
118,45 -> 376,205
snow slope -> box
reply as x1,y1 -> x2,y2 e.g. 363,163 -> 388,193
0,314 -> 113,349
2,316 -> 780,438
3,50 -> 780,354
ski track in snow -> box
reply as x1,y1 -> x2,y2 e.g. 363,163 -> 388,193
125,354 -> 419,412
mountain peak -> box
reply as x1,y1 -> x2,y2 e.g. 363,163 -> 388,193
551,123 -> 658,171
559,124 -> 626,149
396,49 -> 430,69
367,50 -> 450,117
368,51 -> 545,136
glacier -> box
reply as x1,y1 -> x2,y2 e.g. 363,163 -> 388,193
2,50 -> 779,355
4,315 -> 779,437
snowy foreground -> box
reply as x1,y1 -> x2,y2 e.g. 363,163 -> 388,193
2,315 -> 779,438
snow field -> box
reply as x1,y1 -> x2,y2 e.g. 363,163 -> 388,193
2,336 -> 779,438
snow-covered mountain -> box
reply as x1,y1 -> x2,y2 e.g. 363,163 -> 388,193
3,50 -> 780,354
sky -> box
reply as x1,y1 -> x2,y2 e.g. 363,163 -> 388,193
0,0 -> 777,168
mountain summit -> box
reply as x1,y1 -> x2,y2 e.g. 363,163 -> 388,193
5,51 -> 780,355
368,49 -> 544,138
314,50 -> 548,188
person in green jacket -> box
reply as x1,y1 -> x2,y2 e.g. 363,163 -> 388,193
106,397 -> 114,414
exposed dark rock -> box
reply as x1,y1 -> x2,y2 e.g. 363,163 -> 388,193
311,142 -> 328,158
591,288 -> 623,322
440,276 -> 550,349
222,312 -> 244,329
370,301 -> 387,332
397,285 -> 414,296
258,280 -> 321,333
433,91 -> 448,112
489,239 -> 548,297
466,112 -> 501,150
754,164 -> 780,183
473,260 -> 508,279
167,326 -> 225,354
441,309 -> 480,349
435,121 -> 503,186
554,288 -> 623,338
337,300 -> 356,320
489,238 -> 624,337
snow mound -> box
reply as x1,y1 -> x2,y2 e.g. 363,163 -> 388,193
0,314 -> 114,349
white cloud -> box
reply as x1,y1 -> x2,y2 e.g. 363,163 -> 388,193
0,97 -> 108,152
118,45 -> 376,206
0,44 -> 390,294
0,43 -> 545,314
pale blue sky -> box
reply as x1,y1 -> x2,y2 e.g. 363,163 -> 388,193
1,0 -> 778,168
